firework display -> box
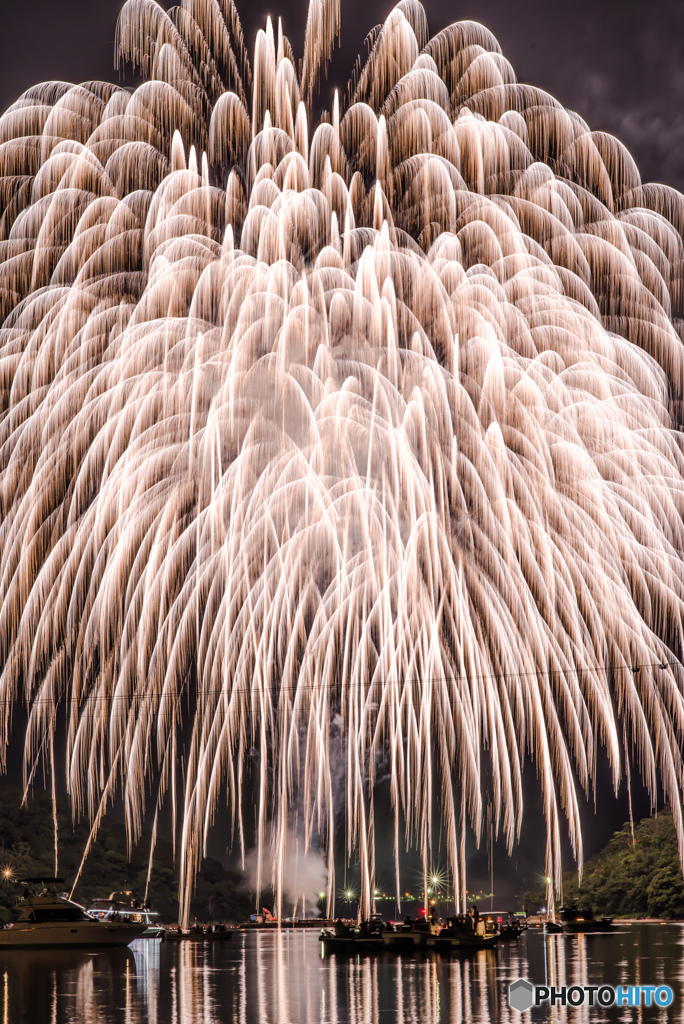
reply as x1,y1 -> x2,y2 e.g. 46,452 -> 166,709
1,0 -> 683,925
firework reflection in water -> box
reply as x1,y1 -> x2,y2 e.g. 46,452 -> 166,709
1,929 -> 684,1023
1,0 -> 684,923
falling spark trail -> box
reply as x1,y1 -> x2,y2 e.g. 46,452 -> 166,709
1,0 -> 684,925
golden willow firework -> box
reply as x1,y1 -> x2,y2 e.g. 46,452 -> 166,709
1,0 -> 684,924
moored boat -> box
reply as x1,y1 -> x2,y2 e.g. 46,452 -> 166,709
495,913 -> 526,939
432,914 -> 499,951
162,924 -> 235,941
320,916 -> 385,953
319,931 -> 384,953
87,891 -> 162,938
0,879 -> 147,948
545,920 -> 563,933
382,918 -> 431,949
560,905 -> 613,933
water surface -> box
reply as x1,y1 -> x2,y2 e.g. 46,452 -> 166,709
1,923 -> 682,1022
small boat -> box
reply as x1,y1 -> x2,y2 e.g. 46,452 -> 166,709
382,919 -> 431,950
162,924 -> 235,941
432,915 -> 499,951
87,892 -> 163,938
559,906 -> 613,933
320,919 -> 385,953
205,925 -> 234,941
319,930 -> 384,953
433,930 -> 498,951
525,913 -> 548,931
545,920 -> 563,934
493,913 -> 526,939
0,879 -> 147,948
499,923 -> 525,938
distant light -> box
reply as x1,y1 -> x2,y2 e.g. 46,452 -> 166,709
345,891 -> 353,899
431,876 -> 439,885
318,892 -> 326,899
2,869 -> 11,879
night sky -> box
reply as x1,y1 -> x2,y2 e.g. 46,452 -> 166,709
1,0 -> 684,191
0,0 -> 677,894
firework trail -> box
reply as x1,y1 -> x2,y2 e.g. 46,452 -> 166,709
1,0 -> 684,924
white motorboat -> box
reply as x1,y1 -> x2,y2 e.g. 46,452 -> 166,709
86,891 -> 163,938
0,879 -> 148,948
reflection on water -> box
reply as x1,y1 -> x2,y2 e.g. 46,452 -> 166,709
0,925 -> 682,1023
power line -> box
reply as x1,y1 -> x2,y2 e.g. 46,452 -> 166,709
6,655 -> 681,709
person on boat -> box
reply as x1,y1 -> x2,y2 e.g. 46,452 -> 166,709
472,906 -> 486,937
334,918 -> 350,938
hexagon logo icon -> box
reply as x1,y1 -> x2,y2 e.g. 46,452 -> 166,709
508,979 -> 535,1012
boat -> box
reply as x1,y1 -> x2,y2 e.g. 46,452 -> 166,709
499,922 -> 525,938
87,891 -> 163,938
559,905 -> 613,933
493,912 -> 526,939
205,924 -> 235,941
320,918 -> 385,953
382,918 -> 432,949
162,924 -> 235,941
0,879 -> 148,948
545,920 -> 563,933
319,931 -> 384,953
432,915 -> 499,951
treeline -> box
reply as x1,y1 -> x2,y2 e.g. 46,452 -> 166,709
525,805 -> 684,919
0,789 -> 253,925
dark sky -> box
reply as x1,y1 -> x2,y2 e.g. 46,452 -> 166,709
0,0 -> 671,887
1,0 -> 683,191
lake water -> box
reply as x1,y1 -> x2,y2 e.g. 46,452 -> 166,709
0,924 -> 683,1022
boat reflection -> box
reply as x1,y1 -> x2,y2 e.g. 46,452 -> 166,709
0,945 -> 139,1023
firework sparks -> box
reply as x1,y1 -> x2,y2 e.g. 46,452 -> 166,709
1,0 -> 684,926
